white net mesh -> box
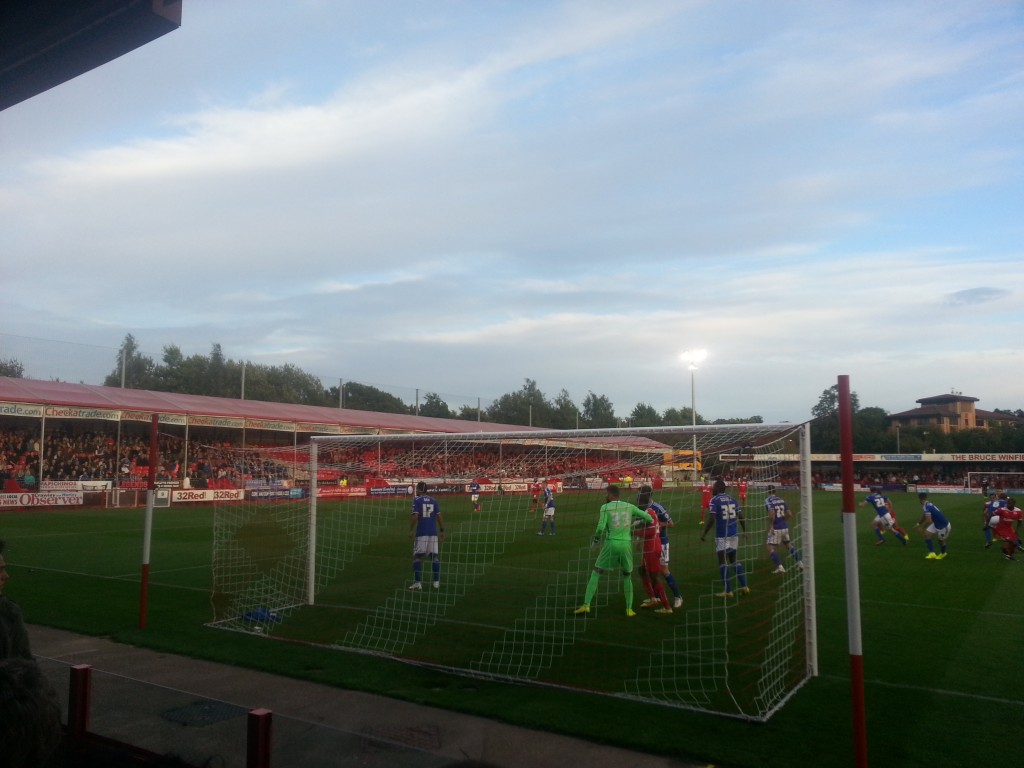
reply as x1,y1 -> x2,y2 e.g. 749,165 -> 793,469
209,423 -> 813,721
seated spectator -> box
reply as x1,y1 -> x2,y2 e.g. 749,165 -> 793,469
0,540 -> 32,661
0,657 -> 64,768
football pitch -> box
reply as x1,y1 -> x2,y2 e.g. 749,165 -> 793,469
209,486 -> 809,720
3,490 -> 1022,767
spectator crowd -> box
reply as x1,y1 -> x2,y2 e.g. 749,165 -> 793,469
3,421 -> 1020,494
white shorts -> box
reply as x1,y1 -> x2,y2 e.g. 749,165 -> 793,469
543,508 -> 555,519
413,535 -> 440,558
471,494 -> 480,502
927,522 -> 951,541
767,528 -> 791,547
659,542 -> 671,567
875,512 -> 896,530
716,536 -> 738,553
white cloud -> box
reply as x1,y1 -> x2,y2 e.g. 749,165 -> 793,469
1,1 -> 1021,422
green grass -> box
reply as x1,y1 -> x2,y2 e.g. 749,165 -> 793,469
3,491 -> 1021,768
213,489 -> 807,716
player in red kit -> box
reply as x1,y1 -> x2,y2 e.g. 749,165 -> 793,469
991,499 -> 1023,561
636,505 -> 672,614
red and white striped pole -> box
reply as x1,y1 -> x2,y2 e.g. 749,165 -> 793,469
838,375 -> 868,767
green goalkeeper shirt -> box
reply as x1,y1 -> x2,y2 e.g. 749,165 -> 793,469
595,500 -> 653,542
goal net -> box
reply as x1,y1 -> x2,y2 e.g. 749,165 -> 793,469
209,423 -> 815,721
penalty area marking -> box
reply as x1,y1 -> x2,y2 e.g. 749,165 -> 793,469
821,673 -> 1024,708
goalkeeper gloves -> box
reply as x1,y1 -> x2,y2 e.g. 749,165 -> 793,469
591,534 -> 602,547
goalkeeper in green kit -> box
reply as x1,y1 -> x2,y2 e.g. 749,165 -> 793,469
574,484 -> 655,617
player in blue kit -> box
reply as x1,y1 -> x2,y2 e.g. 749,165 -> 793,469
536,482 -> 556,535
982,492 -> 1007,549
859,488 -> 909,546
700,479 -> 749,598
765,486 -> 803,574
636,486 -> 684,608
915,492 -> 951,560
468,481 -> 482,513
409,481 -> 445,589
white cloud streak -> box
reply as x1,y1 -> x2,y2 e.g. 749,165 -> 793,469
1,1 -> 1021,421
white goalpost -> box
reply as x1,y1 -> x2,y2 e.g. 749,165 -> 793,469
208,423 -> 815,721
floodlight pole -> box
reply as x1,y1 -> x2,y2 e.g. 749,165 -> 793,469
839,375 -> 868,768
689,363 -> 698,485
681,349 -> 707,485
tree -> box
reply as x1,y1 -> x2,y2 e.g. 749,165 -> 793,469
949,427 -> 992,452
103,334 -> 156,389
207,343 -> 232,398
810,384 -> 862,452
953,423 -> 1024,452
811,384 -> 860,419
549,389 -> 580,429
0,357 -> 25,378
809,384 -> 886,452
153,344 -> 221,395
711,416 -> 764,425
487,379 -> 551,427
581,391 -> 616,428
662,406 -> 699,426
457,404 -> 489,422
851,407 -> 889,452
245,363 -> 328,405
342,381 -> 409,414
629,402 -> 661,427
153,345 -> 187,392
418,392 -> 454,419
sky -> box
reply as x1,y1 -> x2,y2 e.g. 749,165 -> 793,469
1,0 -> 1022,424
